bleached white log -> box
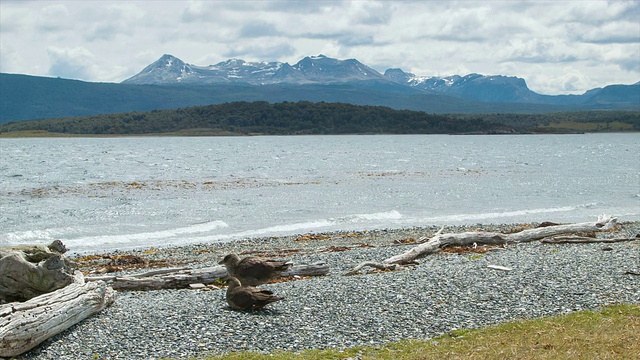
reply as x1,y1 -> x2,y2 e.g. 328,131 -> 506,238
346,215 -> 618,275
0,272 -> 116,357
86,262 -> 330,291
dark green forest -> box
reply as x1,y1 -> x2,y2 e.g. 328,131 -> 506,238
0,101 -> 638,136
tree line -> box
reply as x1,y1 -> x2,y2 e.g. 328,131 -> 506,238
0,101 -> 638,136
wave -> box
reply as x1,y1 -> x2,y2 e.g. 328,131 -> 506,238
222,220 -> 335,240
60,220 -> 229,250
334,210 -> 403,223
64,211 -> 406,252
173,212 -> 404,243
415,206 -> 578,223
4,227 -> 77,245
222,211 -> 404,240
2,211 -> 404,252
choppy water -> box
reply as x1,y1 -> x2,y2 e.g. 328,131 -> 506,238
1,134 -> 638,253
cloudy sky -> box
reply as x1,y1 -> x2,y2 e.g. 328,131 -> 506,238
1,0 -> 638,95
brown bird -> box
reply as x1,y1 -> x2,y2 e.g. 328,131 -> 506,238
218,254 -> 292,286
225,277 -> 283,311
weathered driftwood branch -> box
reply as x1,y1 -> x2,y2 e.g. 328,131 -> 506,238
86,262 -> 330,291
345,215 -> 618,275
0,272 -> 116,357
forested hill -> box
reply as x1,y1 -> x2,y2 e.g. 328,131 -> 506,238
0,101 -> 638,136
0,101 -> 512,135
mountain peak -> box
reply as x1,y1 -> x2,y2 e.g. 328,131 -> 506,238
216,58 -> 246,67
384,68 -> 413,83
121,54 -> 193,84
154,54 -> 184,67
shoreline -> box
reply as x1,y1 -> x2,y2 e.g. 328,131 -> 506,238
70,221 -> 640,274
3,130 -> 640,139
16,221 -> 640,359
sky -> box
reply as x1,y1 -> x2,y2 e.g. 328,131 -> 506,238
0,0 -> 638,95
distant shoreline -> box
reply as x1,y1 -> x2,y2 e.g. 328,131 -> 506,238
2,129 -> 639,138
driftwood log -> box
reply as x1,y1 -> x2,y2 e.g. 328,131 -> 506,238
85,262 -> 330,291
0,240 -> 76,303
0,272 -> 116,357
345,215 -> 619,275
0,241 -> 116,357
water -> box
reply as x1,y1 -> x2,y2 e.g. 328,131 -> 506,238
1,134 -> 638,253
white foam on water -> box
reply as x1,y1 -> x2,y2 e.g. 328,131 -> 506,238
224,219 -> 335,239
185,212 -> 404,245
64,219 -> 338,253
62,220 -> 229,250
335,210 -> 403,223
415,206 -> 577,224
4,227 -> 77,245
68,212 -> 407,252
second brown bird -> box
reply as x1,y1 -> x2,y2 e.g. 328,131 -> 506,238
225,277 -> 283,311
218,253 -> 292,286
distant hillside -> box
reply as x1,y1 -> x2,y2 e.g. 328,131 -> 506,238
1,101 -> 637,136
0,73 -> 253,123
0,73 -> 579,124
2,52 -> 638,124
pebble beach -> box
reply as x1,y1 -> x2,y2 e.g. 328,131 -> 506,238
14,222 -> 640,360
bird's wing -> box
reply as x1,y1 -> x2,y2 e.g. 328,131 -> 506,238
264,260 -> 290,271
250,288 -> 282,306
250,288 -> 274,297
237,259 -> 279,280
229,289 -> 258,309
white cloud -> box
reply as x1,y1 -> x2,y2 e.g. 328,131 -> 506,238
84,4 -> 145,41
47,46 -> 96,80
0,0 -> 638,94
37,4 -> 72,32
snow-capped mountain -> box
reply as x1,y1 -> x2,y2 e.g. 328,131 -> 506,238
289,55 -> 388,82
123,54 -> 387,85
384,68 -> 639,105
384,68 -> 544,103
122,54 -> 639,107
122,54 -> 284,84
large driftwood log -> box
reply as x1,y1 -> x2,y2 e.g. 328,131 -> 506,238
0,240 -> 76,303
0,272 -> 116,357
86,262 -> 330,291
345,215 -> 619,275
